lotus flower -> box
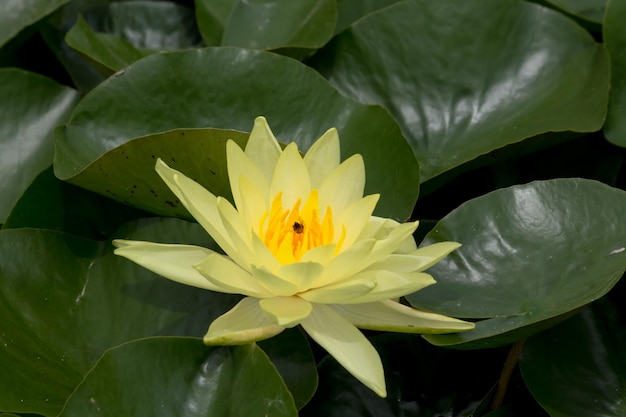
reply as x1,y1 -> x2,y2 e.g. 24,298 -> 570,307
113,117 -> 474,397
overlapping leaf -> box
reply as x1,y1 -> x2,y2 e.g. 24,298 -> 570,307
0,0 -> 69,47
54,47 -> 419,220
603,0 -> 626,147
407,179 -> 626,348
311,0 -> 609,181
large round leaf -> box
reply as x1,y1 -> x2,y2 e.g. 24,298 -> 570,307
311,0 -> 609,181
54,47 -> 419,219
0,0 -> 70,47
195,0 -> 336,50
0,68 -> 78,223
406,179 -> 626,348
544,0 -> 606,23
521,294 -> 626,416
0,219 -> 240,415
59,338 -> 297,417
603,0 -> 626,147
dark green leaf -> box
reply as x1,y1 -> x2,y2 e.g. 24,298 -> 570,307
603,0 -> 626,147
54,47 -> 419,220
407,179 -> 626,348
311,0 -> 609,181
334,0 -> 403,33
543,0 -> 606,23
3,166 -> 149,240
0,68 -> 78,223
0,0 -> 70,47
521,294 -> 626,416
59,339 -> 297,417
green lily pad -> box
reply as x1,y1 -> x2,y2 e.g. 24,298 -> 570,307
54,47 -> 419,220
59,338 -> 297,417
603,0 -> 626,147
195,0 -> 336,50
544,0 -> 606,23
0,68 -> 78,223
406,179 -> 626,348
311,0 -> 609,181
521,294 -> 626,416
0,0 -> 70,47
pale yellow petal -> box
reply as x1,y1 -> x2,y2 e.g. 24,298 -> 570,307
333,300 -> 475,333
155,159 -> 245,267
300,304 -> 386,397
303,127 -> 340,189
316,238 -> 377,287
412,242 -> 462,271
215,197 -> 256,268
226,140 -> 270,215
251,265 -> 299,296
204,297 -> 285,345
270,142 -> 311,208
238,176 -> 269,235
278,261 -> 324,292
337,271 -> 435,304
338,194 -> 379,250
299,277 -> 375,304
259,296 -> 313,327
250,233 -> 282,272
299,243 -> 337,264
193,253 -> 273,298
113,240 -> 225,292
318,154 -> 365,221
366,242 -> 461,273
244,116 -> 282,181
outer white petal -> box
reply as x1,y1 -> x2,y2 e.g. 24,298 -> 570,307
318,154 -> 365,221
259,296 -> 313,327
193,253 -> 273,298
300,304 -> 386,398
226,140 -> 270,219
270,142 -> 311,207
250,265 -> 299,296
303,127 -> 340,189
112,240 -> 225,292
155,159 -> 245,267
244,116 -> 282,182
333,300 -> 475,333
204,297 -> 285,345
337,271 -> 435,304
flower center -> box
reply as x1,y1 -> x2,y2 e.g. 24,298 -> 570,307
259,189 -> 345,264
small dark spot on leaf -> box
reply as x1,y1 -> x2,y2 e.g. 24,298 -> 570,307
165,200 -> 178,207
171,157 -> 176,163
210,170 -> 216,175
133,185 -> 137,188
151,154 -> 155,159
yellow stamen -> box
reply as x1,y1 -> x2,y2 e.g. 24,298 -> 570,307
259,189 -> 345,263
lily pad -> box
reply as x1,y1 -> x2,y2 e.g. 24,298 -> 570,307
406,179 -> 626,348
311,0 -> 609,181
0,0 -> 69,47
59,339 -> 297,417
521,294 -> 626,416
54,47 -> 419,220
0,68 -> 78,223
195,0 -> 336,50
543,0 -> 606,23
603,0 -> 626,147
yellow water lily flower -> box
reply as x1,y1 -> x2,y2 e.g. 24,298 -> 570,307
113,117 -> 474,397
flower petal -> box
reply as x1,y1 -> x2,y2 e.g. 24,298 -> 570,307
337,271 -> 435,304
244,116 -> 282,182
300,304 -> 386,397
333,300 -> 475,333
227,139 -> 270,213
318,154 -> 365,220
270,142 -> 311,208
259,296 -> 313,327
250,265 -> 299,296
300,277 -> 376,304
193,253 -> 273,298
204,297 -> 285,345
367,242 -> 462,273
338,194 -> 380,250
316,238 -> 377,287
112,240 -> 225,292
155,159 -> 244,266
237,175 -> 269,236
279,261 -> 324,292
303,127 -> 340,189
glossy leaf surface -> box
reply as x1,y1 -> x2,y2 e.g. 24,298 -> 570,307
59,339 -> 297,417
407,179 -> 626,348
0,0 -> 69,47
0,68 -> 78,223
54,47 -> 419,219
312,0 -> 609,181
603,0 -> 626,147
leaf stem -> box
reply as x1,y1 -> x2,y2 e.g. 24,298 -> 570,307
491,338 -> 525,410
